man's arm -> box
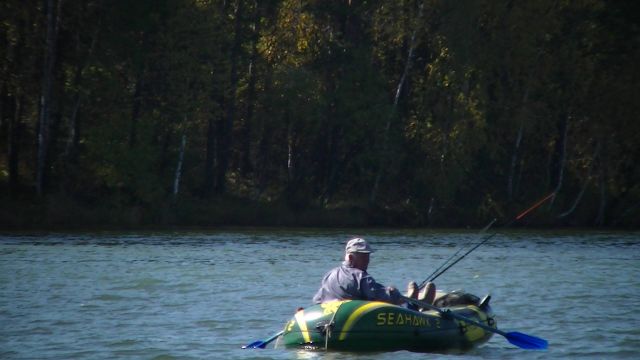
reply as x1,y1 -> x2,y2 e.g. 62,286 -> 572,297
360,274 -> 401,304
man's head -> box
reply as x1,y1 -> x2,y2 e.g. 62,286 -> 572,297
344,238 -> 374,271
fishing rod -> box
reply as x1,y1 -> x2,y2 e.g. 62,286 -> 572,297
422,218 -> 497,284
418,192 -> 555,288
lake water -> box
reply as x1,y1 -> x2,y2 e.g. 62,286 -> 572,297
1,229 -> 639,359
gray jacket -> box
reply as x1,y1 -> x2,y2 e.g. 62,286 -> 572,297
312,261 -> 399,304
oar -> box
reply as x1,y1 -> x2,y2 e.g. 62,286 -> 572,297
419,192 -> 555,288
401,296 -> 548,350
242,330 -> 284,349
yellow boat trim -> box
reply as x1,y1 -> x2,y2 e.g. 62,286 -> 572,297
338,302 -> 389,341
321,300 -> 350,315
295,310 -> 311,343
462,306 -> 491,342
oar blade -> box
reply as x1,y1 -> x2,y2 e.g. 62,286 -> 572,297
242,330 -> 283,349
241,341 -> 266,349
505,331 -> 548,350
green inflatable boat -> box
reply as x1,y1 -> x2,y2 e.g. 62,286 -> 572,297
276,291 -> 496,353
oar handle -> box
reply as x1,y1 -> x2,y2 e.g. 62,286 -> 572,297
263,330 -> 284,344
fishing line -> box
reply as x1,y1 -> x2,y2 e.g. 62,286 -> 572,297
421,218 -> 497,286
418,192 -> 555,288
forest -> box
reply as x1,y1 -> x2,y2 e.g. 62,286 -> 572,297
1,0 -> 638,229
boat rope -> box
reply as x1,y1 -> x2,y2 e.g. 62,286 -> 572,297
324,302 -> 343,351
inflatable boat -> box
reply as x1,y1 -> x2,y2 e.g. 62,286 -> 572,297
276,291 -> 495,353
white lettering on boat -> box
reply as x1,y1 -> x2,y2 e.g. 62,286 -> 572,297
376,312 -> 439,328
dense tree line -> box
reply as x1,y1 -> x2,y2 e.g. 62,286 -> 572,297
1,0 -> 638,228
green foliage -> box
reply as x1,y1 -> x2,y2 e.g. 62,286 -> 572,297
0,0 -> 638,228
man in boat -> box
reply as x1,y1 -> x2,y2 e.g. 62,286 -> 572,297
312,238 -> 436,307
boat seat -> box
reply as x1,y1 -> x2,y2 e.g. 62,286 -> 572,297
433,290 -> 481,308
479,294 -> 491,310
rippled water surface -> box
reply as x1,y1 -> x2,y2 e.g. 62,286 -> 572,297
1,230 -> 639,359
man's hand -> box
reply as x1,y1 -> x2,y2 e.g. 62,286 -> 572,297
387,286 -> 403,305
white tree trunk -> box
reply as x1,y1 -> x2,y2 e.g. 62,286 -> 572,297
36,0 -> 63,196
595,166 -> 607,226
549,113 -> 570,208
507,87 -> 530,201
173,134 -> 187,197
558,141 -> 600,218
287,120 -> 294,183
370,1 -> 424,204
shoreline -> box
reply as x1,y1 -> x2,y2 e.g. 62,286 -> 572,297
2,195 -> 637,232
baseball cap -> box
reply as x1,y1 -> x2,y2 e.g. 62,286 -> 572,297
345,238 -> 375,253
